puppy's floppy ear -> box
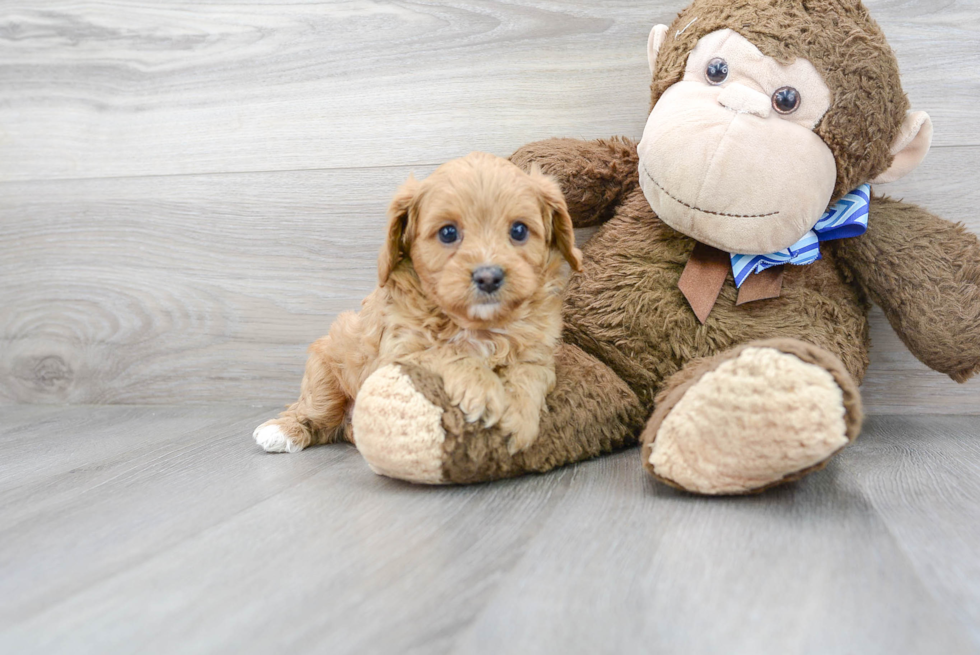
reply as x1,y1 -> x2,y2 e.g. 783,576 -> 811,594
378,175 -> 420,284
529,164 -> 583,272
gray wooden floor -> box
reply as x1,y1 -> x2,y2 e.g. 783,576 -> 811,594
1,406 -> 978,654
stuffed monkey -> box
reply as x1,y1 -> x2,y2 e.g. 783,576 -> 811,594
345,0 -> 980,494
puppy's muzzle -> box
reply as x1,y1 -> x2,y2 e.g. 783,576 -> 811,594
472,265 -> 504,294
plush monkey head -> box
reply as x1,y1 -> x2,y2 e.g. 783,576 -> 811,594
637,0 -> 933,255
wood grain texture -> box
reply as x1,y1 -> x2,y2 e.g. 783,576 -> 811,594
2,151 -> 977,410
843,415 -> 980,647
0,0 -> 976,182
0,0 -> 978,410
1,407 -> 978,653
0,166 -> 421,404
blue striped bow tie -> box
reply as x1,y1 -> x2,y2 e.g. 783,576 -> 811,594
730,184 -> 871,288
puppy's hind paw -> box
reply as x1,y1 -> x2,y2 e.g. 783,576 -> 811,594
253,420 -> 305,453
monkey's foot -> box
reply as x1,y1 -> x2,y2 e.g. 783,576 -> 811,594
642,339 -> 863,495
351,345 -> 644,485
351,364 -> 450,484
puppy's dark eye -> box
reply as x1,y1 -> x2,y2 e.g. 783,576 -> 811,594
772,86 -> 801,114
437,224 -> 459,244
509,221 -> 529,243
705,58 -> 728,85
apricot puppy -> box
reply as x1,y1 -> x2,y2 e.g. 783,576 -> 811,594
253,152 -> 583,456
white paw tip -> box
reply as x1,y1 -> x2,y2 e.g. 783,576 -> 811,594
253,423 -> 300,453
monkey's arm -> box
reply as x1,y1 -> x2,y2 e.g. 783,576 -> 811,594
510,137 -> 639,227
831,195 -> 980,382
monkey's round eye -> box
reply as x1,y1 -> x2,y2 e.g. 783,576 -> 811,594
437,224 -> 459,244
705,58 -> 729,85
772,86 -> 801,114
510,221 -> 529,243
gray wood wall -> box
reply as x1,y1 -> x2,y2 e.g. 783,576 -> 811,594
1,0 -> 978,412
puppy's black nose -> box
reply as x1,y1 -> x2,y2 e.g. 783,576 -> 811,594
472,265 -> 505,294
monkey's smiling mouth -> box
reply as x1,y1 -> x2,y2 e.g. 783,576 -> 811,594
640,163 -> 779,219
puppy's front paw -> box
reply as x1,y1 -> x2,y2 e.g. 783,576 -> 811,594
253,419 -> 307,453
498,387 -> 548,454
478,383 -> 508,429
444,370 -> 506,427
505,420 -> 540,455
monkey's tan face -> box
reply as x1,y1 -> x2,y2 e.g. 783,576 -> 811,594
638,29 -> 837,255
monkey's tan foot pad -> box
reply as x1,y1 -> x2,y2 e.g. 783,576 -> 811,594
352,364 -> 452,484
641,338 -> 863,495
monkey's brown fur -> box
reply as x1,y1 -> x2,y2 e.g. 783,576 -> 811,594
349,0 -> 980,491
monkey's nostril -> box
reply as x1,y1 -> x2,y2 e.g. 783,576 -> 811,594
472,265 -> 505,294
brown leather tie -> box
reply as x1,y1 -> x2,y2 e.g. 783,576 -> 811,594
678,242 -> 784,324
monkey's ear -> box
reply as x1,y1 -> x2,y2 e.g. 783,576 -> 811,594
529,164 -> 583,272
647,24 -> 669,74
378,175 -> 420,285
872,111 -> 934,184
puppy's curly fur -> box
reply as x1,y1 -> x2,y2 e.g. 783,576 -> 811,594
254,152 -> 583,455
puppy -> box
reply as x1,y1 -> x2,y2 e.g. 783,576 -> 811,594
253,152 -> 583,456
